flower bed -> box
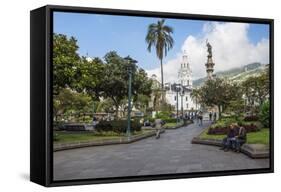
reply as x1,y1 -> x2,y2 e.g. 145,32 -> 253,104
208,123 -> 259,135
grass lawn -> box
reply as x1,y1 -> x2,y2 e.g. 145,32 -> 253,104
247,128 -> 269,145
198,128 -> 269,146
54,130 -> 151,144
199,129 -> 225,140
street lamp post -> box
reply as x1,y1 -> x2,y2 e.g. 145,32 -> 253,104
180,90 -> 184,119
125,56 -> 137,139
175,84 -> 181,124
176,90 -> 179,124
127,65 -> 132,138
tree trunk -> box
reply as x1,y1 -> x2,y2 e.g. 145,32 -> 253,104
218,105 -> 222,120
111,97 -> 119,119
160,58 -> 164,90
160,58 -> 164,106
115,104 -> 119,119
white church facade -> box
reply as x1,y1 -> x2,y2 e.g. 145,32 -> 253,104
164,50 -> 199,112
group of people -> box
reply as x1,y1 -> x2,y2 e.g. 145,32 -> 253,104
209,112 -> 217,122
220,123 -> 247,152
195,111 -> 217,126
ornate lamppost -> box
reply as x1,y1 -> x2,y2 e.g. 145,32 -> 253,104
175,84 -> 181,124
127,65 -> 132,138
125,56 -> 136,139
180,88 -> 184,119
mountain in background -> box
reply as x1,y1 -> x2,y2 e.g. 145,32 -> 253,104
193,62 -> 268,87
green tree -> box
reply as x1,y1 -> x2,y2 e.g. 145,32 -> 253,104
53,88 -> 93,122
53,33 -> 80,95
145,19 -> 174,90
102,51 -> 152,118
134,94 -> 150,115
242,69 -> 270,106
198,78 -> 242,118
259,100 -> 270,127
190,88 -> 201,109
95,99 -> 115,113
152,88 -> 162,112
75,57 -> 105,99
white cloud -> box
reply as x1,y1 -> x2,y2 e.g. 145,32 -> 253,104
147,22 -> 269,82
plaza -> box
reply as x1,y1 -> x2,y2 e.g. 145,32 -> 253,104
54,121 -> 269,181
52,14 -> 271,182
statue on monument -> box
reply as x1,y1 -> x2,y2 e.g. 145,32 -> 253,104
206,39 -> 212,57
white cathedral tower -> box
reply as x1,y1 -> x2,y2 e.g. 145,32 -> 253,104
163,50 -> 198,112
178,50 -> 193,88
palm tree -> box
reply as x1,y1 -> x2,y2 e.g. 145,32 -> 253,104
190,89 -> 201,110
145,19 -> 174,90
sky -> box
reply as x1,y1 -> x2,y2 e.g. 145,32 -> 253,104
53,11 -> 270,82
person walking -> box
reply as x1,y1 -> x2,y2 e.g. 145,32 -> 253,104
213,112 -> 217,122
198,111 -> 203,126
154,118 -> 162,139
209,112 -> 212,121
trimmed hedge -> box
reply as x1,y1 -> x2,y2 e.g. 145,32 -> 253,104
208,124 -> 259,135
244,115 -> 259,122
162,118 -> 177,123
95,120 -> 141,133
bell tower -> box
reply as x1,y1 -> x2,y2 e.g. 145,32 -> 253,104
178,50 -> 192,88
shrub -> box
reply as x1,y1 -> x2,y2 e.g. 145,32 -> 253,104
259,100 -> 270,127
208,123 -> 259,135
244,115 -> 259,122
53,133 -> 60,141
95,120 -> 141,133
147,117 -> 155,123
162,118 -> 177,123
95,121 -> 113,132
211,117 -> 237,128
155,111 -> 172,119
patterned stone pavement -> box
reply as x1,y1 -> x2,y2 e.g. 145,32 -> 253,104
54,121 -> 269,181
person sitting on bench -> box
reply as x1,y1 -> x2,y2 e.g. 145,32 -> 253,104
234,124 -> 247,152
220,124 -> 236,152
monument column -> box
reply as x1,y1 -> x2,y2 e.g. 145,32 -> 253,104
205,40 -> 215,79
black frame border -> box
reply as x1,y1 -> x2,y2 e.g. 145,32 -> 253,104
31,4 -> 274,187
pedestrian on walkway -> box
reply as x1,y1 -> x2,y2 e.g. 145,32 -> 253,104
213,112 -> 217,122
154,118 -> 162,139
209,112 -> 212,121
198,111 -> 203,126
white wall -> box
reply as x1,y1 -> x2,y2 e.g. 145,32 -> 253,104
0,0 -> 279,191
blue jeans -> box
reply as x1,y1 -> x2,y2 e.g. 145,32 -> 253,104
234,139 -> 245,150
222,137 -> 235,149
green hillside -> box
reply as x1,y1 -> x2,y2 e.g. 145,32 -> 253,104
193,62 -> 267,87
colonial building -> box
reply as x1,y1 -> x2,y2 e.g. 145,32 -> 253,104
164,50 -> 199,112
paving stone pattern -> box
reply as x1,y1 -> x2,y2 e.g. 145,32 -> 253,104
54,121 -> 269,181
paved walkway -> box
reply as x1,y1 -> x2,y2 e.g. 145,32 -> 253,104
54,121 -> 269,181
